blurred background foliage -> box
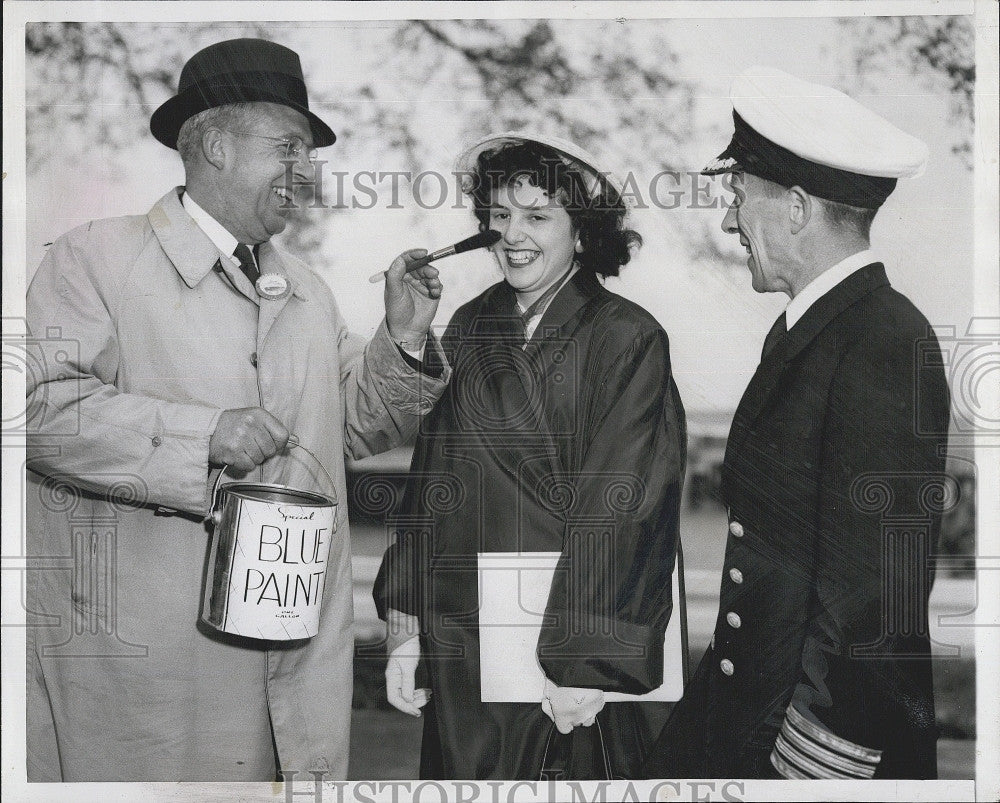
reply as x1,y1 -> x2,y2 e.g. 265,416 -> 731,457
26,17 -> 974,162
841,15 -> 975,165
25,16 -> 973,248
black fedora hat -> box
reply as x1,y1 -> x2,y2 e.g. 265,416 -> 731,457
150,38 -> 335,149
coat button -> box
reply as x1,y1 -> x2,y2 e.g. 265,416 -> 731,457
729,567 -> 744,584
729,521 -> 744,538
720,659 -> 735,676
250,352 -> 258,367
726,612 -> 742,629
151,435 -> 162,447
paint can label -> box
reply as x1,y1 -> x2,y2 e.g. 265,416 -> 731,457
208,494 -> 336,640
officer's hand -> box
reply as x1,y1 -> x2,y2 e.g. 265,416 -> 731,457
209,407 -> 289,472
384,249 -> 442,349
541,679 -> 605,734
385,635 -> 430,717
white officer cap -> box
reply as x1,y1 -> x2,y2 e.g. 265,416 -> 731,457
703,66 -> 929,209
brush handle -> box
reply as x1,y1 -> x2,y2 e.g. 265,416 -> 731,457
367,231 -> 500,283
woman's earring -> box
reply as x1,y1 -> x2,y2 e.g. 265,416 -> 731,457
574,239 -> 583,253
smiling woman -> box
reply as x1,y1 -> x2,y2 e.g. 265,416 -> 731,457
466,136 -> 642,289
374,132 -> 687,780
486,180 -> 577,307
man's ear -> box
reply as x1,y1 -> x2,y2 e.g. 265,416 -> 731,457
202,128 -> 226,171
788,185 -> 812,234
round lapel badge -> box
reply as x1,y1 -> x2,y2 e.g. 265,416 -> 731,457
255,273 -> 290,300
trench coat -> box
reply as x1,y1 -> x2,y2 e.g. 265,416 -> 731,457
643,263 -> 951,779
375,270 -> 687,779
24,187 -> 449,782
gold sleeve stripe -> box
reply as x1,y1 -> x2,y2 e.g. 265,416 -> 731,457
770,704 -> 882,780
772,728 -> 873,779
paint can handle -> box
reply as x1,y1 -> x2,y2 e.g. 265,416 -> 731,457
284,434 -> 339,500
206,434 -> 337,525
207,465 -> 231,525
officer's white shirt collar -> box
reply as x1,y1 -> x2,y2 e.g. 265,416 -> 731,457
181,190 -> 241,265
785,249 -> 877,330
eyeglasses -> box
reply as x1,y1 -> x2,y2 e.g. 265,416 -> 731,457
228,131 -> 319,163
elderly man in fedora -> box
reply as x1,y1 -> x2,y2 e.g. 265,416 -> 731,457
643,67 -> 951,780
25,38 -> 448,782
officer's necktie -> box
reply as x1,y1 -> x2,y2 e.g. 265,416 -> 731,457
761,311 -> 788,360
233,243 -> 259,285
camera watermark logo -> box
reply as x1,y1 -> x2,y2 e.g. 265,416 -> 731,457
850,471 -> 963,658
918,318 -> 1000,444
423,325 -> 579,439
3,323 -> 81,436
13,471 -> 151,659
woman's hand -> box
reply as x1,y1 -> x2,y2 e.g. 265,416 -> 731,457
385,635 -> 431,717
384,609 -> 429,717
541,679 -> 605,734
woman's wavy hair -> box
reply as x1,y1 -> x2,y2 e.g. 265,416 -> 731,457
465,140 -> 641,278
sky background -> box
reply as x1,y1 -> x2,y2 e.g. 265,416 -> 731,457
23,14 -> 976,415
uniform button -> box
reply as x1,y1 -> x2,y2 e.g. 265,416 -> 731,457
726,612 -> 742,629
151,435 -> 162,447
729,521 -> 744,538
250,352 -> 258,367
720,659 -> 735,676
729,568 -> 744,584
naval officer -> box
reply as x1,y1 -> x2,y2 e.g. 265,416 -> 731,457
643,66 -> 951,780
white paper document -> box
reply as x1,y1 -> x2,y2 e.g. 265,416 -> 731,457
478,552 -> 684,703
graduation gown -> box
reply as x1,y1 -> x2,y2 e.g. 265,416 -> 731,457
643,263 -> 951,780
375,270 -> 686,779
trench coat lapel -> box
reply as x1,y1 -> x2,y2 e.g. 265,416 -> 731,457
725,263 -> 890,463
148,188 -> 223,287
149,188 -> 306,349
255,240 -> 305,346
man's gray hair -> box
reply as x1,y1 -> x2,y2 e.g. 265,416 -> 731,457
176,103 -> 266,165
755,176 -> 878,237
817,197 -> 878,238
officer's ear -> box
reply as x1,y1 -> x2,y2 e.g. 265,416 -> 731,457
202,128 -> 227,171
788,186 -> 812,234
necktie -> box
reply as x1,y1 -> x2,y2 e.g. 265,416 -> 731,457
233,243 -> 259,285
761,312 -> 787,360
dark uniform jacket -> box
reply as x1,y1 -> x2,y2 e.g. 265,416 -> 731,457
644,262 -> 951,780
375,270 -> 687,779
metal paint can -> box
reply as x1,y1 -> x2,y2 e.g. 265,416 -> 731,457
201,443 -> 338,641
